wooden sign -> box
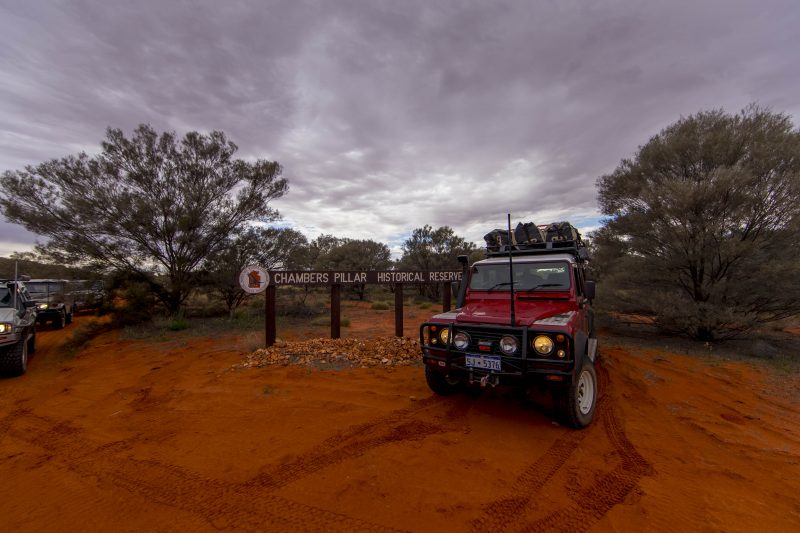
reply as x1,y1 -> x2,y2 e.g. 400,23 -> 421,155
258,269 -> 463,348
265,270 -> 462,286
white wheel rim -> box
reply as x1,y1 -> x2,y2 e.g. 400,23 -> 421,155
577,369 -> 594,415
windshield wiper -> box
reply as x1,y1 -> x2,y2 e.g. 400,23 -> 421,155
519,283 -> 564,291
487,281 -> 516,291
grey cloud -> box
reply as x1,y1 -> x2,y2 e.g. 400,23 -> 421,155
1,0 -> 798,255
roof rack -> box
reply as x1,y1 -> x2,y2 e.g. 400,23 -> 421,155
484,221 -> 590,262
486,240 -> 589,261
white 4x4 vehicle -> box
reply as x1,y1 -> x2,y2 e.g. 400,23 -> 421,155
0,280 -> 38,376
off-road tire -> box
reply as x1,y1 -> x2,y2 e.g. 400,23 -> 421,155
54,311 -> 66,330
65,310 -> 73,325
0,338 -> 28,377
425,365 -> 462,396
554,357 -> 597,429
27,327 -> 36,353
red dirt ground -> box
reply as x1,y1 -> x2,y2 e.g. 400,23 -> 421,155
1,311 -> 799,532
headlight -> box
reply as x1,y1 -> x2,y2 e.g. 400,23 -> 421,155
499,335 -> 518,354
0,323 -> 12,334
439,327 -> 450,344
453,331 -> 470,350
533,335 -> 554,355
37,303 -> 48,310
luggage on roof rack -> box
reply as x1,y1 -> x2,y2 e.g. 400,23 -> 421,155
514,222 -> 546,245
485,220 -> 589,261
545,221 -> 580,243
483,228 -> 512,252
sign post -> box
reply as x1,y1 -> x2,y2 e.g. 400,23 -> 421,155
331,284 -> 341,339
238,265 -> 274,346
394,283 -> 404,337
265,285 -> 276,347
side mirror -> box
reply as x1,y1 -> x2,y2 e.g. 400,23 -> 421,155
451,281 -> 460,299
585,280 -> 596,300
457,255 -> 468,265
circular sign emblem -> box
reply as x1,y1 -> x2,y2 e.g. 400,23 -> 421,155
239,265 -> 270,294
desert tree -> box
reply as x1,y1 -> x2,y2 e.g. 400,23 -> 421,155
399,225 -> 476,299
595,105 -> 800,340
204,227 -> 308,316
0,125 -> 288,315
321,239 -> 392,299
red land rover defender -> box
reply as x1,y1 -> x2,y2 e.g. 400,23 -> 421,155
419,221 -> 598,428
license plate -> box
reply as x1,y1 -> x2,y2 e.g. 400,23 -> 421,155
465,354 -> 501,371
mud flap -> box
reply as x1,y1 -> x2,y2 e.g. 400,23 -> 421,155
587,338 -> 598,362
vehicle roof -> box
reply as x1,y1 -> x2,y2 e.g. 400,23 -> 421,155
474,253 -> 578,266
27,279 -> 69,283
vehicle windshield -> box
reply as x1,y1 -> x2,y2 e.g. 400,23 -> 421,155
469,261 -> 571,291
0,287 -> 12,307
26,282 -> 63,295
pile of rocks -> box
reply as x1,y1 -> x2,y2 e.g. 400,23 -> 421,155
238,336 -> 422,369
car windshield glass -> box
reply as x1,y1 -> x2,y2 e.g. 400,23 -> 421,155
469,261 -> 571,291
0,287 -> 11,307
26,282 -> 62,295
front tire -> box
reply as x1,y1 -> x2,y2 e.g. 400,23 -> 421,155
425,365 -> 462,396
554,357 -> 598,428
65,310 -> 73,325
54,311 -> 66,330
0,339 -> 28,377
27,327 -> 36,353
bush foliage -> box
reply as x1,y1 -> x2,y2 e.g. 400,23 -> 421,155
595,105 -> 800,340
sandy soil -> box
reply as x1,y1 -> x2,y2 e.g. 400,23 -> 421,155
1,312 -> 800,532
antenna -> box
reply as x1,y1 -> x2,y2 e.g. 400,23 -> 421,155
12,260 -> 18,311
506,213 -> 516,327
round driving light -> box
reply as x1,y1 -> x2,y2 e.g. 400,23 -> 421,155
499,335 -> 518,354
557,349 -> 566,358
453,331 -> 470,350
439,327 -> 450,344
556,334 -> 565,342
533,335 -> 554,355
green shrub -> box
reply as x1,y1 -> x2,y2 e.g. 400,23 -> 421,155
371,301 -> 390,310
418,302 -> 432,309
167,317 -> 190,331
310,315 -> 330,326
112,282 -> 156,327
341,317 -> 351,327
63,319 -> 114,355
279,301 -> 327,317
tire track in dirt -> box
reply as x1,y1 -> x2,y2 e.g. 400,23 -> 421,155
0,408 -> 31,447
249,395 -> 473,490
519,363 -> 654,533
9,395 -> 472,532
468,430 -> 587,533
468,360 -> 654,533
10,413 -> 406,532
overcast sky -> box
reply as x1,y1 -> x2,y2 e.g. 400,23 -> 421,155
1,0 -> 798,257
